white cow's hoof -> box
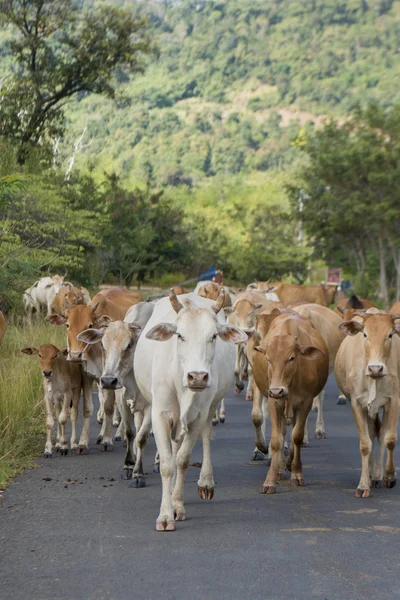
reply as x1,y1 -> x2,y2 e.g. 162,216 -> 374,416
337,397 -> 347,405
101,442 -> 113,452
121,467 -> 133,480
130,475 -> 146,488
315,431 -> 326,439
43,452 -> 52,458
75,445 -> 89,455
156,518 -> 175,532
355,488 -> 370,498
219,417 -> 225,424
251,449 -> 265,461
198,485 -> 214,500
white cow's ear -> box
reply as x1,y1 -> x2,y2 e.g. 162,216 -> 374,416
338,320 -> 364,336
146,323 -> 177,341
21,347 -> 39,355
46,314 -> 67,326
224,307 -> 234,315
77,329 -> 104,344
217,324 -> 248,344
299,346 -> 325,360
243,328 -> 256,341
97,315 -> 113,327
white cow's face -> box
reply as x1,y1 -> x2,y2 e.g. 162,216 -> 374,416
146,307 -> 248,392
51,275 -> 65,294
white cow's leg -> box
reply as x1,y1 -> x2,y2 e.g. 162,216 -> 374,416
115,419 -> 124,441
117,391 -> 136,480
153,406 -> 177,531
77,377 -> 93,454
98,389 -> 115,452
70,388 -> 80,452
131,405 -> 152,488
172,423 -> 201,521
351,399 -> 373,498
252,385 -> 268,459
58,394 -> 70,455
153,451 -> 160,473
43,393 -> 54,458
212,405 -> 219,426
303,415 -> 310,446
198,419 -> 215,500
112,402 -> 120,427
97,384 -> 105,425
314,390 -> 326,439
245,369 -> 254,401
219,397 -> 226,423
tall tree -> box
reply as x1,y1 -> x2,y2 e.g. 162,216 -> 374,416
0,0 -> 153,162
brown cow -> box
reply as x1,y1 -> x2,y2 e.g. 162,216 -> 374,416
334,295 -> 375,321
292,304 -> 345,440
0,311 -> 5,345
197,282 -> 232,308
335,310 -> 400,497
51,284 -> 91,315
46,287 -> 142,452
251,309 -> 329,493
227,291 -> 282,400
267,282 -> 337,307
389,301 -> 400,314
21,344 -> 83,457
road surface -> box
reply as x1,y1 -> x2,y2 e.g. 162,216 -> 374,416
1,376 -> 400,600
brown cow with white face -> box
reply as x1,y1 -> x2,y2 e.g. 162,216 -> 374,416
335,309 -> 400,497
21,344 -> 83,457
252,309 -> 329,493
46,288 -> 142,452
266,282 -> 337,307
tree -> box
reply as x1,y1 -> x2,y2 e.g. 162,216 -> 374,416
288,103 -> 400,307
0,0 -> 153,162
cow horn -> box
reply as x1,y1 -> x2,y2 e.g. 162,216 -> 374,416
62,266 -> 68,277
391,313 -> 400,320
169,288 -> 184,313
212,289 -> 225,314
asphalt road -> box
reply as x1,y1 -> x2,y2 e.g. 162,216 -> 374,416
1,375 -> 400,600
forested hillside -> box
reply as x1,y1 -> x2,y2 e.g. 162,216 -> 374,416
64,0 -> 400,185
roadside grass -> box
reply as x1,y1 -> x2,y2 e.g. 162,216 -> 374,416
0,318 -> 66,489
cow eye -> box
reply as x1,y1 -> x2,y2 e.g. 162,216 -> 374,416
177,333 -> 184,341
288,355 -> 295,362
127,341 -> 134,350
388,332 -> 393,339
363,333 -> 367,338
88,323 -> 93,329
210,333 -> 218,342
66,323 -> 70,329
38,353 -> 42,358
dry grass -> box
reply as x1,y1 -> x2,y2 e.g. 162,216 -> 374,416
0,318 -> 65,488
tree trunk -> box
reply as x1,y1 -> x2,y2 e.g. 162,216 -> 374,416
378,234 -> 389,310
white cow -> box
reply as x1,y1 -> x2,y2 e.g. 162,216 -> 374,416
23,275 -> 66,322
134,289 -> 247,531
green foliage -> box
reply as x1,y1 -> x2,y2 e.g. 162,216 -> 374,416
288,102 -> 400,304
0,0 -> 153,162
55,0 -> 400,185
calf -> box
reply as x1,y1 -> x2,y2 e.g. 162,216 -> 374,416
252,309 -> 328,493
335,310 -> 400,497
21,344 -> 84,457
134,289 -> 247,531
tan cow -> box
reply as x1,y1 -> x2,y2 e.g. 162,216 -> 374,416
46,287 -> 143,452
389,301 -> 400,314
251,309 -> 329,493
0,311 -> 5,345
227,291 -> 283,400
197,282 -> 232,307
21,344 -> 83,457
292,304 -> 345,440
51,284 -> 91,315
267,282 -> 337,307
335,310 -> 400,497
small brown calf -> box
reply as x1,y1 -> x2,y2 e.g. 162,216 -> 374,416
21,344 -> 84,457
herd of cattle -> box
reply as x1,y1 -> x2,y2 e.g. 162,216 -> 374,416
2,274 -> 400,531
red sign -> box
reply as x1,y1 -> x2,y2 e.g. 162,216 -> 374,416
327,268 -> 342,284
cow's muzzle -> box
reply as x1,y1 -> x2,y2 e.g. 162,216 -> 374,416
67,351 -> 84,363
187,371 -> 209,391
269,387 -> 288,399
43,370 -> 52,378
367,364 -> 386,378
101,376 -> 120,390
